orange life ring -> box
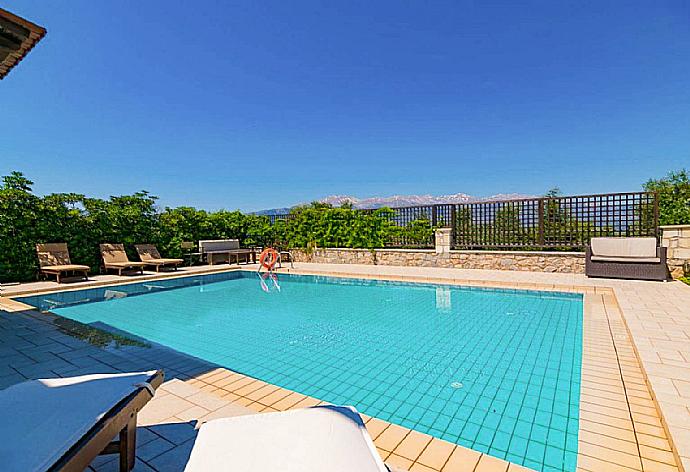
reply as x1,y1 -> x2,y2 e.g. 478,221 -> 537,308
259,248 -> 279,270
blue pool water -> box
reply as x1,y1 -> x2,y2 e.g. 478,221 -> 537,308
20,272 -> 582,471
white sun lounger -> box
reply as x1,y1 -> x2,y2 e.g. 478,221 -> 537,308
0,370 -> 163,472
184,405 -> 389,472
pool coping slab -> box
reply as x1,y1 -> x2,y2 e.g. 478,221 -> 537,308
2,262 -> 689,471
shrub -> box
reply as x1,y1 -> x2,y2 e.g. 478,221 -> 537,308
644,169 -> 690,225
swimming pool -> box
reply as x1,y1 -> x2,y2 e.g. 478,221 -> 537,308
20,271 -> 582,472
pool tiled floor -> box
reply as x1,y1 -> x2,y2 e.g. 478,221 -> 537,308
1,262 -> 689,471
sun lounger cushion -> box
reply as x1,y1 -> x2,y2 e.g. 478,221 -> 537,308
104,261 -> 146,267
147,258 -> 184,264
184,406 -> 388,472
40,264 -> 91,272
0,371 -> 157,472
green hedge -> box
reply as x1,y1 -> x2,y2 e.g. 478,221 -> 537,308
0,172 -> 431,282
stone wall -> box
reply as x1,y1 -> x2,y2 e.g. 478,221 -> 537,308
288,227 -> 690,275
290,248 -> 586,273
661,225 -> 690,277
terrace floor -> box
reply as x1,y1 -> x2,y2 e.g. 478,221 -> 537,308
1,262 -> 689,472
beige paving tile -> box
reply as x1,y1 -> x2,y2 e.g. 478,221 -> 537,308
222,376 -> 257,392
243,383 -> 281,402
637,432 -> 673,451
473,454 -> 509,472
287,395 -> 321,409
635,422 -> 667,438
640,458 -> 680,472
230,379 -> 266,397
375,424 -> 410,452
579,430 -> 639,456
386,453 -> 414,471
580,421 -> 636,442
579,442 -> 643,470
175,404 -> 210,422
185,391 -> 228,411
441,445 -> 481,471
639,444 -> 677,466
137,394 -> 196,426
198,403 -> 256,422
416,439 -> 456,470
270,391 -> 306,410
376,446 -> 391,461
393,430 -> 433,461
255,387 -> 292,406
576,453 -> 641,472
365,417 -> 391,440
158,379 -> 198,398
507,463 -> 534,471
409,463 -> 438,472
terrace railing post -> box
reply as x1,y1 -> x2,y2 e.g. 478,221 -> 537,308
654,192 -> 660,240
450,205 -> 457,248
431,205 -> 438,228
538,199 -> 545,247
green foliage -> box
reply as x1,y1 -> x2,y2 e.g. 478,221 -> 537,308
0,172 -> 281,282
0,172 -> 428,282
278,205 -> 400,249
644,169 -> 690,225
0,173 -> 42,281
544,187 -> 562,198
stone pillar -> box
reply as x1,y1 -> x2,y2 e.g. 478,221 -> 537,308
435,228 -> 452,254
661,225 -> 690,277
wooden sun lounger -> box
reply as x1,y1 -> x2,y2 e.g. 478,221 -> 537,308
100,244 -> 146,276
52,370 -> 164,472
36,243 -> 90,283
2,370 -> 164,472
135,244 -> 184,272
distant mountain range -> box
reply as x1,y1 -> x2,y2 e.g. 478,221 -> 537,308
254,192 -> 534,215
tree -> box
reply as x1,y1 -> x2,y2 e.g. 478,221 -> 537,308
644,169 -> 690,225
544,187 -> 562,198
493,205 -> 527,246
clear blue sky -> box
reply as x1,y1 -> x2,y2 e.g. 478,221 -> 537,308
1,1 -> 688,211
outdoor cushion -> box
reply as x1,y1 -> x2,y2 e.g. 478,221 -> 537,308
143,258 -> 184,264
590,237 -> 657,258
40,264 -> 90,272
104,261 -> 146,267
184,406 -> 388,472
0,371 -> 157,472
590,255 -> 661,263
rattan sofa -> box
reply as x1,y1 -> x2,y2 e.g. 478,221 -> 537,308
585,237 -> 670,281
